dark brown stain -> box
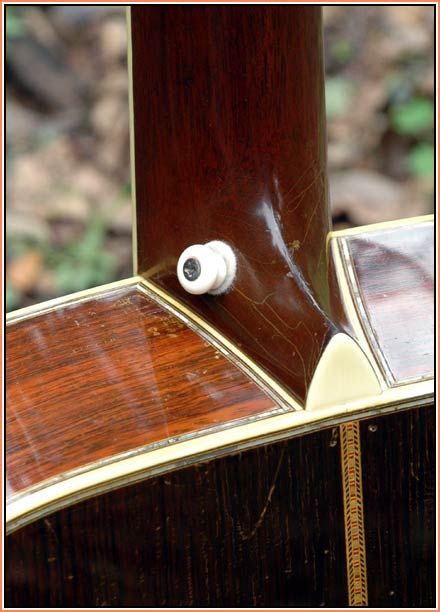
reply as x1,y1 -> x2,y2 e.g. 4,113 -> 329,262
5,428 -> 348,607
5,408 -> 435,607
6,285 -> 274,496
131,6 -> 340,404
360,406 -> 435,607
345,223 -> 434,384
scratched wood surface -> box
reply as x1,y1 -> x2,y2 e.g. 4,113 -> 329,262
361,406 -> 435,607
6,285 -> 274,496
5,427 -> 348,607
131,6 -> 341,404
343,222 -> 434,384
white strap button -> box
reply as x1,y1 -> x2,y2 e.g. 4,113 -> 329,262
177,241 -> 237,295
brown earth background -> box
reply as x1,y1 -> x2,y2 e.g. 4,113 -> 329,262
5,6 -> 434,311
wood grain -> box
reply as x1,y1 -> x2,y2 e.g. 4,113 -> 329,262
343,222 -> 434,384
131,6 -> 340,404
361,406 -> 435,607
5,427 -> 348,607
6,284 -> 274,497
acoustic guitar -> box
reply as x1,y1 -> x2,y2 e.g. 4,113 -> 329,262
5,6 -> 434,607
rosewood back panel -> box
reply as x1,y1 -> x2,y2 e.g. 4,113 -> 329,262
6,428 -> 348,607
6,406 -> 434,607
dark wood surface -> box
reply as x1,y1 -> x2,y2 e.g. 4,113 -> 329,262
5,427 -> 348,607
345,222 -> 434,384
361,406 -> 435,607
131,6 -> 342,404
6,406 -> 435,607
6,284 -> 274,497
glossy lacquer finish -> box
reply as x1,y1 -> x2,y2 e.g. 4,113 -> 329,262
6,427 -> 348,607
6,285 -> 273,496
344,222 -> 434,384
131,6 -> 339,404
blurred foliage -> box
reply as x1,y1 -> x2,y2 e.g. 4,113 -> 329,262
329,39 -> 353,65
391,98 -> 434,178
325,77 -> 355,119
407,142 -> 434,178
48,217 -> 118,295
6,286 -> 21,312
391,98 -> 434,136
6,217 -> 118,311
5,6 -> 26,39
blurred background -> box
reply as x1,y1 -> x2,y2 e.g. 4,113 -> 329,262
5,5 -> 435,311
